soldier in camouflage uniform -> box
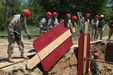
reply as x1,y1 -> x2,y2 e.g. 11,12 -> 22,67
91,15 -> 99,40
97,15 -> 105,40
39,11 -> 52,35
71,15 -> 78,34
7,9 -> 31,62
64,13 -> 73,34
84,13 -> 91,32
50,12 -> 59,29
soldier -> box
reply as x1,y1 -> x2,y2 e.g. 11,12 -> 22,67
71,15 -> 78,34
90,51 -> 101,75
64,13 -> 73,34
50,12 -> 59,28
91,15 -> 99,40
97,15 -> 105,40
7,9 -> 31,62
84,13 -> 91,31
107,20 -> 113,40
39,11 -> 52,35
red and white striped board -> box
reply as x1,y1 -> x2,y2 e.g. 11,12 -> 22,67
27,22 -> 73,71
77,22 -> 90,75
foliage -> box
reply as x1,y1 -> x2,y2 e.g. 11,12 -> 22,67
0,0 -> 113,31
0,2 -> 4,31
28,0 -> 45,27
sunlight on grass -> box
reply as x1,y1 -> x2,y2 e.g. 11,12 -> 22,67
0,24 -> 111,40
0,26 -> 40,37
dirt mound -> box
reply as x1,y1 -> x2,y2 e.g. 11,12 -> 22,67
1,39 -> 113,75
0,49 -> 78,75
92,42 -> 113,75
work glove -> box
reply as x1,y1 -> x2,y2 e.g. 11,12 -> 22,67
28,35 -> 31,40
11,33 -> 15,39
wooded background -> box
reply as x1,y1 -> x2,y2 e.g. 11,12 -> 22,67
0,0 -> 113,31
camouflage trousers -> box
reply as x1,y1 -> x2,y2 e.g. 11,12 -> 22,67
108,28 -> 113,40
92,27 -> 98,40
97,28 -> 103,40
39,28 -> 48,35
7,32 -> 24,56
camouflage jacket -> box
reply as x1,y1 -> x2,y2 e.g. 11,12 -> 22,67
8,14 -> 30,36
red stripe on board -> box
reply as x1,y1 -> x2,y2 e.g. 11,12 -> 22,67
41,37 -> 73,71
85,34 -> 90,74
78,34 -> 84,75
33,22 -> 67,53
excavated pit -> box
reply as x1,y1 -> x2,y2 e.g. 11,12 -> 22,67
105,42 -> 113,62
0,41 -> 113,75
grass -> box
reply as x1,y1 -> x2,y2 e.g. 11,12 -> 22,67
0,24 -> 110,40
0,26 -> 40,37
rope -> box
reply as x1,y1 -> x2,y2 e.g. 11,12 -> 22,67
84,58 -> 113,65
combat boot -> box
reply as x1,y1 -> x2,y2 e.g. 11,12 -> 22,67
21,52 -> 28,59
8,53 -> 14,63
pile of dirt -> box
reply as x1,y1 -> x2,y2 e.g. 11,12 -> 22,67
92,42 -> 113,75
0,48 -> 78,75
1,39 -> 113,75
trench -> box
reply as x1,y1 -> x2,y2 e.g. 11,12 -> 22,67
1,41 -> 113,75
105,42 -> 113,62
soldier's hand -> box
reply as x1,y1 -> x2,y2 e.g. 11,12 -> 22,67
11,33 -> 15,39
28,35 -> 31,40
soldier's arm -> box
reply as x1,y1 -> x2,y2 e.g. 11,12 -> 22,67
39,18 -> 45,28
22,19 -> 30,36
68,20 -> 74,34
55,18 -> 59,25
8,19 -> 17,34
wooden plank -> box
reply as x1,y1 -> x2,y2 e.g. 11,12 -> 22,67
72,40 -> 102,48
90,40 -> 102,44
83,22 -> 90,74
0,52 -> 36,58
27,30 -> 72,69
0,58 -> 26,69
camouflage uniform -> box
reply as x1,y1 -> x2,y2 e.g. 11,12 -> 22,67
108,20 -> 113,40
39,17 -> 52,35
97,17 -> 105,40
71,21 -> 77,34
51,17 -> 59,28
91,18 -> 99,40
84,17 -> 90,32
64,19 -> 73,34
7,14 -> 30,61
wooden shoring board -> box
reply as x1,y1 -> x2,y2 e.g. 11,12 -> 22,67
27,30 -> 72,69
0,58 -> 27,69
83,22 -> 90,74
71,40 -> 102,48
0,52 -> 36,58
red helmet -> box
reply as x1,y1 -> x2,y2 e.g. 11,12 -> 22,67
86,13 -> 90,17
22,9 -> 31,18
66,13 -> 71,18
95,15 -> 100,19
53,12 -> 58,16
93,51 -> 99,57
46,11 -> 52,18
72,16 -> 77,21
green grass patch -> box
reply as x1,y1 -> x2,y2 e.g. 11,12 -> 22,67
0,26 -> 40,37
0,24 -> 110,40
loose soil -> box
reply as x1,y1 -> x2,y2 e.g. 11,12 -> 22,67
0,38 -> 113,75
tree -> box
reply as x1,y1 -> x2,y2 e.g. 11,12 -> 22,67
0,1 -> 5,31
28,0 -> 45,27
